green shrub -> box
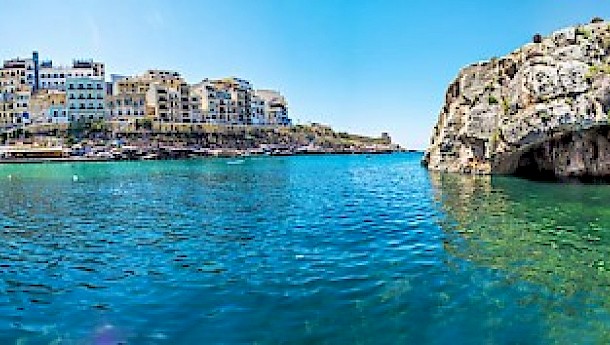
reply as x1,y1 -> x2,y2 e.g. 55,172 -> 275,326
488,95 -> 499,105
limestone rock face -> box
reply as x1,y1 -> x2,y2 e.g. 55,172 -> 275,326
424,21 -> 610,178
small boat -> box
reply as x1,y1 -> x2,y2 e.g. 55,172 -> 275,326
95,152 -> 115,160
227,159 -> 245,165
270,150 -> 293,156
142,153 -> 159,160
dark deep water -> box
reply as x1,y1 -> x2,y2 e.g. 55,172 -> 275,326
1,153 -> 610,344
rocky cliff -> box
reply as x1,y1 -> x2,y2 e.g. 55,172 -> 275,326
423,19 -> 610,179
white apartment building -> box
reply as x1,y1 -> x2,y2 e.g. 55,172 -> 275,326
255,90 -> 291,126
39,60 -> 105,91
66,77 -> 106,123
192,80 -> 232,124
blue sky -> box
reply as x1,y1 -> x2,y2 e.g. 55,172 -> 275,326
2,0 -> 610,148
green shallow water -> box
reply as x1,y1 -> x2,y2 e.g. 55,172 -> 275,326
0,153 -> 609,344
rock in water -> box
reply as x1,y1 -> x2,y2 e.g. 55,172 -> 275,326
424,19 -> 610,180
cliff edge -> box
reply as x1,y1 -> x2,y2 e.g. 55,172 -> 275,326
424,18 -> 610,179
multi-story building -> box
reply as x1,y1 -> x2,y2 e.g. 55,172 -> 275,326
192,79 -> 291,126
39,59 -> 105,91
0,100 -> 12,128
0,51 -> 292,131
14,90 -> 31,125
0,53 -> 37,97
250,94 -> 266,125
255,90 -> 291,126
66,77 -> 106,123
192,79 -> 232,124
114,70 -> 202,124
0,90 -> 33,129
106,93 -> 146,122
192,77 -> 255,125
114,75 -> 152,95
146,82 -> 201,123
213,77 -> 252,125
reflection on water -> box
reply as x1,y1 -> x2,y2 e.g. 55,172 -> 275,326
2,155 -> 610,343
431,172 -> 610,343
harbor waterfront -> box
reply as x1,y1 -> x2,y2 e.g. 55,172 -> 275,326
0,122 -> 399,163
2,153 -> 610,343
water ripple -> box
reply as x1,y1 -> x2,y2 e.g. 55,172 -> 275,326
0,155 -> 607,343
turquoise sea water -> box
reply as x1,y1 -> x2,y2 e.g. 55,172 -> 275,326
1,153 -> 610,344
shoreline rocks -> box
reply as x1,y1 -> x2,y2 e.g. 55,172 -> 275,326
424,19 -> 610,179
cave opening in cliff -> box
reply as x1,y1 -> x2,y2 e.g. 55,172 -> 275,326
514,149 -> 560,182
513,126 -> 610,183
